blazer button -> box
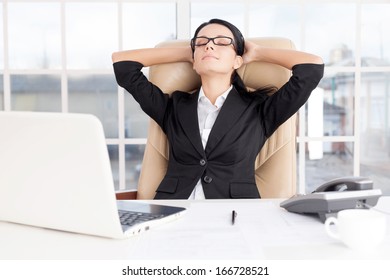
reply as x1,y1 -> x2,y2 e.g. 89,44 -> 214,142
203,176 -> 213,184
199,159 -> 207,166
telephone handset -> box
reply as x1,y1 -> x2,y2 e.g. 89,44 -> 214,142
312,176 -> 374,193
280,176 -> 382,222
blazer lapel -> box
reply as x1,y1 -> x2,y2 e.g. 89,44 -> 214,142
177,91 -> 205,157
205,87 -> 249,155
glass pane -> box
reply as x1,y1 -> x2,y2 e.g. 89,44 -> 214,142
361,4 -> 390,66
248,4 -> 301,49
122,3 -> 176,49
66,3 -> 117,69
108,145 -> 119,190
124,91 -> 149,138
360,72 -> 390,195
308,71 -> 355,137
125,144 -> 145,190
0,74 -> 3,110
68,74 -> 118,138
303,142 -> 354,193
190,3 -> 245,37
0,3 -> 3,69
305,4 -> 355,66
11,75 -> 61,112
8,3 -> 61,69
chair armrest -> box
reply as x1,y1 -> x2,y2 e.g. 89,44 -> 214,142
115,190 -> 137,200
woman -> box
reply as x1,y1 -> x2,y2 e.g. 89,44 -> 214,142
112,18 -> 324,199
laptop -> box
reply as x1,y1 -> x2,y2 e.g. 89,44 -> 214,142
0,111 -> 186,239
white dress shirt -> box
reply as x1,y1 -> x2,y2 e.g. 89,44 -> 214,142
188,85 -> 232,199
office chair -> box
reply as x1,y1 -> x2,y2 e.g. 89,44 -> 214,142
134,37 -> 297,199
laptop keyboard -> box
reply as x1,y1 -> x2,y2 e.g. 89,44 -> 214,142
118,210 -> 166,227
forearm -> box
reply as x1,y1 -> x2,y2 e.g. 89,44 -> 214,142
112,46 -> 193,67
245,43 -> 323,70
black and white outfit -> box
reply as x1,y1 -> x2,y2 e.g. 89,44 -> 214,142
113,61 -> 324,199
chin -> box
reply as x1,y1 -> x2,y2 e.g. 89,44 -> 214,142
194,65 -> 226,76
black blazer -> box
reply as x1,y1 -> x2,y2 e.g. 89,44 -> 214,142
114,61 -> 324,199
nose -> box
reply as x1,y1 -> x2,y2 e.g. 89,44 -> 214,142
205,41 -> 214,50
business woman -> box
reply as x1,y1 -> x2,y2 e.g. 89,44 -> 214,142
112,18 -> 324,199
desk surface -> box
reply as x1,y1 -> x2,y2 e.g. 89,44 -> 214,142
1,198 -> 390,260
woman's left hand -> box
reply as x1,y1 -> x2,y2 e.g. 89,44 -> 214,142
242,40 -> 261,65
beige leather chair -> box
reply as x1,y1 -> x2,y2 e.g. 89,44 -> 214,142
136,37 -> 297,199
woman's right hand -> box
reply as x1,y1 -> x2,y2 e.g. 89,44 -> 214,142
242,40 -> 262,65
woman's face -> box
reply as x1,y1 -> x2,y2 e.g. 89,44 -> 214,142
192,23 -> 243,78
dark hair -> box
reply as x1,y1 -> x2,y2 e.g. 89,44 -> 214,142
191,18 -> 245,56
191,18 -> 277,100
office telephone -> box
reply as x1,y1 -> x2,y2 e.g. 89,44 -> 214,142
280,176 -> 382,222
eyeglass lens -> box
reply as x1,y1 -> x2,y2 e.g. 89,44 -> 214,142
193,36 -> 233,46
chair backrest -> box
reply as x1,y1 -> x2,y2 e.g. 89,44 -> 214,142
137,37 -> 297,199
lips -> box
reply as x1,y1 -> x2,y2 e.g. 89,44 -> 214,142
202,55 -> 218,60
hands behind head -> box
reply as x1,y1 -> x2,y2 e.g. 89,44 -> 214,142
242,40 -> 261,65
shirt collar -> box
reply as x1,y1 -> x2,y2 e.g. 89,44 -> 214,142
198,85 -> 233,108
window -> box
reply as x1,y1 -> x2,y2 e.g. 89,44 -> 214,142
190,2 -> 245,35
302,142 -> 354,190
11,74 -> 61,112
66,3 -> 117,70
8,2 -> 61,69
305,3 -> 356,66
361,4 -> 390,66
360,72 -> 390,188
248,4 -> 301,49
68,74 -> 118,138
0,3 -> 3,70
122,2 -> 176,50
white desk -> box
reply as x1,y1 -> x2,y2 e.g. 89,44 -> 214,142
1,198 -> 390,260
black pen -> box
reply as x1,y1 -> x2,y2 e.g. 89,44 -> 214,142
232,210 -> 237,225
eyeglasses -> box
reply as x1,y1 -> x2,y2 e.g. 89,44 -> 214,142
191,36 -> 235,49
